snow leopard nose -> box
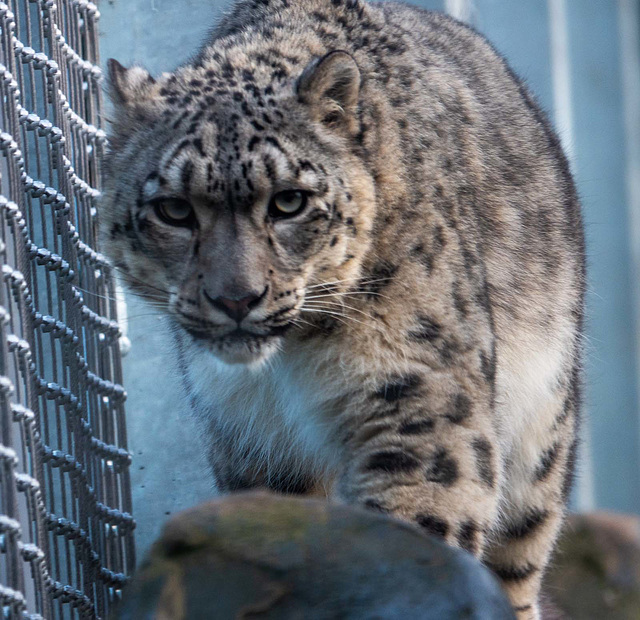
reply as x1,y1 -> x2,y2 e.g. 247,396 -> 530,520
204,287 -> 267,323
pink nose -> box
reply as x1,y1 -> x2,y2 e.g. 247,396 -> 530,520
204,289 -> 266,322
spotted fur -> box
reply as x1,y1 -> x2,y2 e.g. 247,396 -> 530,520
101,2 -> 585,617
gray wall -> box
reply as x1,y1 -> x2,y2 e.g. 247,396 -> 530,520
98,0 -> 224,560
98,0 -> 640,560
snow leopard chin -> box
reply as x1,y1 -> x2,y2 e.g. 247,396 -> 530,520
190,331 -> 282,367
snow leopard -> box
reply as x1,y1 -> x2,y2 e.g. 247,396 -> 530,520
101,1 -> 585,617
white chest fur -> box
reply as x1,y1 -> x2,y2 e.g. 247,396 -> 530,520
180,341 -> 345,476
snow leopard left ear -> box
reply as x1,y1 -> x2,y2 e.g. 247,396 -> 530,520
297,51 -> 361,131
107,59 -> 156,107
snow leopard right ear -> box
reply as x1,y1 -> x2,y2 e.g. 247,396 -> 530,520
297,51 -> 361,132
107,59 -> 156,107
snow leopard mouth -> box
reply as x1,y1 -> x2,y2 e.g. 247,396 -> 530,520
184,324 -> 292,365
184,323 -> 293,342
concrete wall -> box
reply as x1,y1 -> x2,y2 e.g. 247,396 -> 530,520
98,0 -> 228,560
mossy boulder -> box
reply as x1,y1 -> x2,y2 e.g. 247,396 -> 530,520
544,512 -> 640,619
114,491 -> 513,619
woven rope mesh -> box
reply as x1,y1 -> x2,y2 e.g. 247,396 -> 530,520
0,1 -> 135,618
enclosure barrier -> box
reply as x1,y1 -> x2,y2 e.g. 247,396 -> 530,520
0,0 -> 135,618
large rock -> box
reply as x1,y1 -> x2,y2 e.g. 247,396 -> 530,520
543,512 -> 640,619
114,492 -> 514,619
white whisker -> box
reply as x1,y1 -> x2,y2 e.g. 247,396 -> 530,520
300,305 -> 367,327
304,298 -> 377,321
305,290 -> 389,300
305,275 -> 393,291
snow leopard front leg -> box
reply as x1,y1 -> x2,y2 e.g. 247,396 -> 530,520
333,362 -> 500,560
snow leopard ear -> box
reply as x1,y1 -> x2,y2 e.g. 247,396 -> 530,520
297,51 -> 361,130
107,59 -> 156,107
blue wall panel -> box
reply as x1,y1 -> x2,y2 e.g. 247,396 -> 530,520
471,1 -> 554,116
566,0 -> 640,513
411,0 -> 445,11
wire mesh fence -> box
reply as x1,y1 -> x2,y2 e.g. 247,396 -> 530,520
0,1 -> 135,618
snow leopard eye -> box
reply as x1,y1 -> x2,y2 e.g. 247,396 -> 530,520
151,198 -> 195,227
269,190 -> 308,218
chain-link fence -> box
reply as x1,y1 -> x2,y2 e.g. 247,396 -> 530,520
0,0 -> 135,618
